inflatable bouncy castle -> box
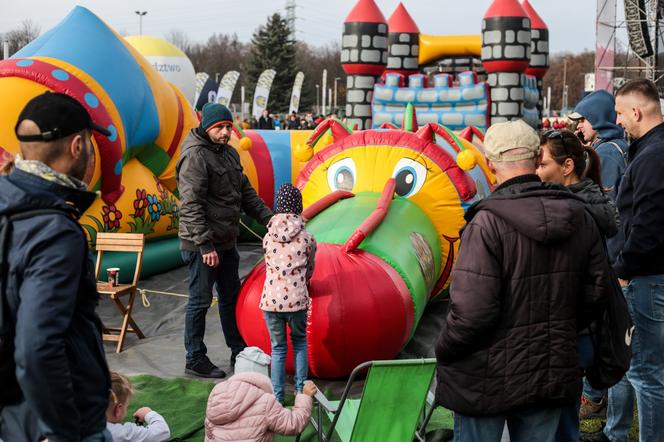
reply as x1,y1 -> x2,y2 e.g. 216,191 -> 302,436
341,0 -> 549,131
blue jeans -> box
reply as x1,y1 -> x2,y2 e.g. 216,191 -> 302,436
556,334 -> 598,442
182,247 -> 246,364
604,275 -> 664,442
263,310 -> 308,403
454,407 -> 562,442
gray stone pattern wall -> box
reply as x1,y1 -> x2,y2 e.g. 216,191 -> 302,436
341,22 -> 388,67
346,74 -> 376,130
387,32 -> 419,72
372,72 -> 489,130
529,28 -> 549,119
341,22 -> 387,130
481,16 -> 531,65
529,28 -> 549,71
488,72 -> 525,124
437,57 -> 486,81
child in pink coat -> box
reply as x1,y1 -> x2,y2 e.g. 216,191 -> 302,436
260,183 -> 316,403
204,362 -> 317,441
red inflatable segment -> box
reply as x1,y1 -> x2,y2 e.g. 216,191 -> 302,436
237,243 -> 414,379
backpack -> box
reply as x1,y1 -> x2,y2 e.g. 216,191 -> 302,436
605,141 -> 628,167
585,245 -> 634,390
0,209 -> 68,406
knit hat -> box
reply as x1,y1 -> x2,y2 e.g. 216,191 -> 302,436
275,183 -> 303,215
484,119 -> 540,162
201,102 -> 233,131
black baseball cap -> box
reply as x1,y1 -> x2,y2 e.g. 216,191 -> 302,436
14,92 -> 111,142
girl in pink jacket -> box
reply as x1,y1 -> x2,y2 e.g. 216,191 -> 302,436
204,369 -> 316,441
260,183 -> 316,403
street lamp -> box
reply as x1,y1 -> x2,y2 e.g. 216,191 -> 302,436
315,84 -> 320,115
135,10 -> 147,35
334,77 -> 341,110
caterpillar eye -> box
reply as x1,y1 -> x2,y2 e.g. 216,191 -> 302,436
392,158 -> 427,197
327,157 -> 356,192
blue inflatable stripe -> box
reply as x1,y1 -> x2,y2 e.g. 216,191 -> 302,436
258,131 -> 293,207
14,6 -> 159,150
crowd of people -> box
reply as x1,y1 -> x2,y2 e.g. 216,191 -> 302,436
0,77 -> 662,442
233,109 -> 336,132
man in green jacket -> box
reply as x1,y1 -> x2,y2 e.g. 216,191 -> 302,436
177,103 -> 273,378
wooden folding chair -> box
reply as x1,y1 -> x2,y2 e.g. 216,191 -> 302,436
94,233 -> 146,353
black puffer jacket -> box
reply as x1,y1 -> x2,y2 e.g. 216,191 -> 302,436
568,178 -> 619,240
177,128 -> 273,253
435,175 -> 609,416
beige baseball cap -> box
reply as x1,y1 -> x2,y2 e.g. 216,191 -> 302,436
484,120 -> 540,162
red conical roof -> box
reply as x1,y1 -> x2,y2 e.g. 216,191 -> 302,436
388,3 -> 420,33
345,0 -> 386,24
522,0 -> 547,30
483,0 -> 528,19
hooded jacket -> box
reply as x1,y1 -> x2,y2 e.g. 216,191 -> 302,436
573,90 -> 628,202
614,122 -> 664,279
435,175 -> 609,416
568,178 -> 619,239
176,127 -> 273,254
0,169 -> 110,442
260,213 -> 316,312
204,372 -> 312,442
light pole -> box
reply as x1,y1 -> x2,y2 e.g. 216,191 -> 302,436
135,10 -> 147,35
315,84 -> 320,115
334,77 -> 341,111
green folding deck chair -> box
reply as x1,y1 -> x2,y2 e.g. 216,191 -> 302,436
307,358 -> 437,442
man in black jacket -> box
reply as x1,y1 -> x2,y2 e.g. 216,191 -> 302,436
597,79 -> 664,442
435,120 -> 610,441
177,103 -> 273,378
0,93 -> 111,442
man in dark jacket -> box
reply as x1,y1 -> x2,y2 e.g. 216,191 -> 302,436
0,93 -> 111,442
177,102 -> 273,378
435,120 -> 610,441
569,90 -> 628,203
597,79 -> 664,442
257,110 -> 274,130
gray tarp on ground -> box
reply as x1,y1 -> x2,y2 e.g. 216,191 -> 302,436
100,243 -> 448,387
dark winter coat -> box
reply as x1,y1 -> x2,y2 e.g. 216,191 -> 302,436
613,122 -> 664,279
568,178 -> 619,239
177,128 -> 273,253
435,174 -> 609,416
0,169 -> 110,441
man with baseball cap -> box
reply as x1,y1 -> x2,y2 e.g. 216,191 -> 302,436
0,92 -> 112,441
177,103 -> 273,378
435,120 -> 611,441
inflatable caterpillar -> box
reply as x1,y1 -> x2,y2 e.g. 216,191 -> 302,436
237,109 -> 495,378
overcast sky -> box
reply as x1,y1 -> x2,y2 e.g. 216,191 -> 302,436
2,0 -> 607,55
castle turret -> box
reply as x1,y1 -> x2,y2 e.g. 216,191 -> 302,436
481,0 -> 531,125
386,3 -> 420,76
341,0 -> 388,130
522,0 -> 549,121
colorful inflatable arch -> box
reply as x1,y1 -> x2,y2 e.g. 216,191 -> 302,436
236,111 -> 495,378
0,6 -> 200,274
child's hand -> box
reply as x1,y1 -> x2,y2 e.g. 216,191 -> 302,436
303,381 -> 317,397
133,407 -> 153,423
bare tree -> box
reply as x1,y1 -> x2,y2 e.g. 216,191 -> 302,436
1,20 -> 40,56
165,29 -> 192,53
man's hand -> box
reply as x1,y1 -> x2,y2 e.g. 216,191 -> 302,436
202,250 -> 219,268
619,278 -> 630,288
134,407 -> 153,424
